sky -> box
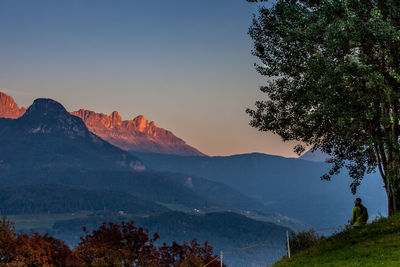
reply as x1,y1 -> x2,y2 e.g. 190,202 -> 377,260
0,0 -> 300,157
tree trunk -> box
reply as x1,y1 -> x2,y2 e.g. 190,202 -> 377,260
387,190 -> 400,216
387,186 -> 395,216
392,185 -> 400,215
385,171 -> 400,216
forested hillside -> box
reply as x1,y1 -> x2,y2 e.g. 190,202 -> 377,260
0,184 -> 167,215
130,152 -> 387,227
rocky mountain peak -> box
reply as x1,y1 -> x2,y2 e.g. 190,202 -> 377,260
72,109 -> 206,156
132,115 -> 151,132
23,98 -> 68,118
0,92 -> 26,119
19,98 -> 89,138
110,111 -> 122,126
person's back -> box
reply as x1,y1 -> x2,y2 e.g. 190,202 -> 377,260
351,198 -> 368,228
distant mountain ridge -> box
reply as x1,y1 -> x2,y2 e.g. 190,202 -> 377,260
300,148 -> 330,162
0,91 -> 205,156
71,109 -> 205,156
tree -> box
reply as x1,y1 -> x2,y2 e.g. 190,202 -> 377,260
0,218 -> 222,267
0,216 -> 16,266
75,221 -> 160,266
158,240 -> 223,267
246,0 -> 400,215
75,221 -> 224,267
11,232 -> 75,267
0,216 -> 75,266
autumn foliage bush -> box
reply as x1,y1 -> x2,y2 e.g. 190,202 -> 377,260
0,216 -> 223,267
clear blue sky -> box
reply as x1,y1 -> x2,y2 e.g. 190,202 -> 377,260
0,0 -> 298,157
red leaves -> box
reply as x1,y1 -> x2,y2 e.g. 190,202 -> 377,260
1,218 -> 223,267
75,221 -> 223,267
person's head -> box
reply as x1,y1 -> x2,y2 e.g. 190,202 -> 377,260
354,198 -> 362,206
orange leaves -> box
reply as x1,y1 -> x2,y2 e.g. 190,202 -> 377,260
0,218 -> 223,267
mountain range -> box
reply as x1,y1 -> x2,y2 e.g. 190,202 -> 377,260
0,92 -> 204,156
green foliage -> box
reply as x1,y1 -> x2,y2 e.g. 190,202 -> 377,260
274,214 -> 400,266
247,0 -> 400,214
288,230 -> 325,256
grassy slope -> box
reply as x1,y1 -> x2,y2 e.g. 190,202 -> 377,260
274,214 -> 400,267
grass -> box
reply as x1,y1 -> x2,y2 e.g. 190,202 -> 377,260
273,214 -> 400,267
8,211 -> 92,230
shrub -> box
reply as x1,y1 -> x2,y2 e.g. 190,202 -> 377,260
0,216 -> 16,265
288,230 -> 325,256
0,216 -> 224,267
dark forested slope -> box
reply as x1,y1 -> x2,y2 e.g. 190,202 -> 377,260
0,184 -> 167,215
130,152 -> 387,227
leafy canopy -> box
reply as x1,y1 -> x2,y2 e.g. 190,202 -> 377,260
247,0 -> 400,194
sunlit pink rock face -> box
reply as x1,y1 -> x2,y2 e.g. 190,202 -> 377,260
70,110 -> 206,156
0,91 -> 205,156
0,92 -> 26,119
